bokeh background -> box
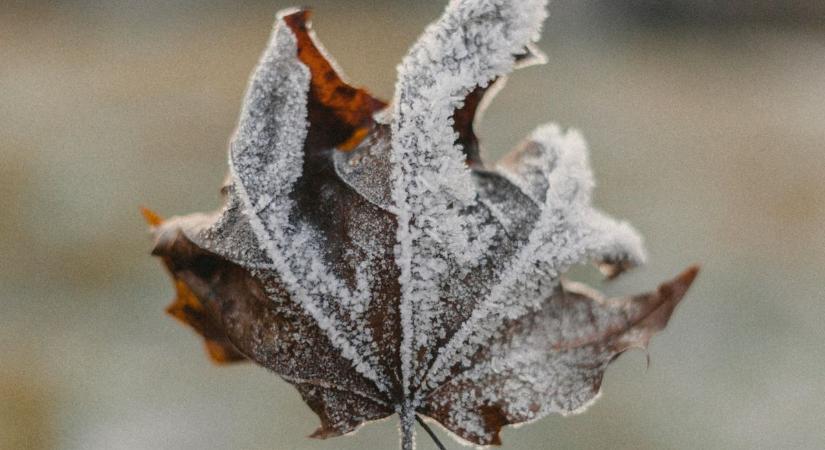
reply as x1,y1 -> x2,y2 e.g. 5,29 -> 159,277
2,1 -> 824,449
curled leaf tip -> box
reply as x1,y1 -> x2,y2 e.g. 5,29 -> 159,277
204,340 -> 247,364
165,279 -> 209,332
681,264 -> 701,286
140,206 -> 163,227
166,279 -> 246,364
276,6 -> 312,22
659,265 -> 700,307
515,42 -> 548,69
618,265 -> 700,352
308,427 -> 332,440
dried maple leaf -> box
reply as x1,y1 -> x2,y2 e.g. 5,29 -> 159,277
144,2 -> 698,448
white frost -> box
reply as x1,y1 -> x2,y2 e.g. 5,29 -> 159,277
391,0 -> 550,400
174,0 -> 657,446
422,123 -> 646,393
227,15 -> 390,394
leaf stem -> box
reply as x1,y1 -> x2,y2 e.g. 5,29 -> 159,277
400,403 -> 415,450
416,415 -> 446,450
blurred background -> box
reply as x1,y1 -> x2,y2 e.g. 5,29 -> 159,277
1,0 -> 823,449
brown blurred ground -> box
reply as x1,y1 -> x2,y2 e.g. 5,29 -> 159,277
1,1 -> 824,449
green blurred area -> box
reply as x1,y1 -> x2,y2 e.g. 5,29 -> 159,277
1,1 -> 823,449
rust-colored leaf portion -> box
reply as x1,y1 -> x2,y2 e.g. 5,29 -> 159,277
283,9 -> 386,153
139,206 -> 163,227
453,83 -> 489,167
142,207 -> 246,364
166,279 -> 247,364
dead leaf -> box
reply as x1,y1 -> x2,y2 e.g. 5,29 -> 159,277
145,3 -> 698,448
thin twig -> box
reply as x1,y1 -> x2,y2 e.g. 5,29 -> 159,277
416,414 -> 446,450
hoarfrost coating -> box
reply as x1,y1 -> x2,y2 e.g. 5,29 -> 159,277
147,0 -> 698,448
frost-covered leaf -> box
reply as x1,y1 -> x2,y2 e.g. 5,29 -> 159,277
421,268 -> 698,445
145,2 -> 698,449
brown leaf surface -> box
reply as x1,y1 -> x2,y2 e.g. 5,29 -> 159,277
151,221 -> 394,437
421,267 -> 699,445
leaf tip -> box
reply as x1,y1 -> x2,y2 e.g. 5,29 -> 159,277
165,279 -> 201,323
166,279 -> 246,364
514,42 -> 547,69
204,339 -> 247,365
308,425 -> 336,440
660,264 -> 700,306
279,6 -> 312,28
623,264 -> 700,351
140,206 -> 164,227
681,264 -> 701,286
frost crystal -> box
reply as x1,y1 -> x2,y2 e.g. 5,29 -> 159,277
391,0 -> 548,404
147,2 -> 698,449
